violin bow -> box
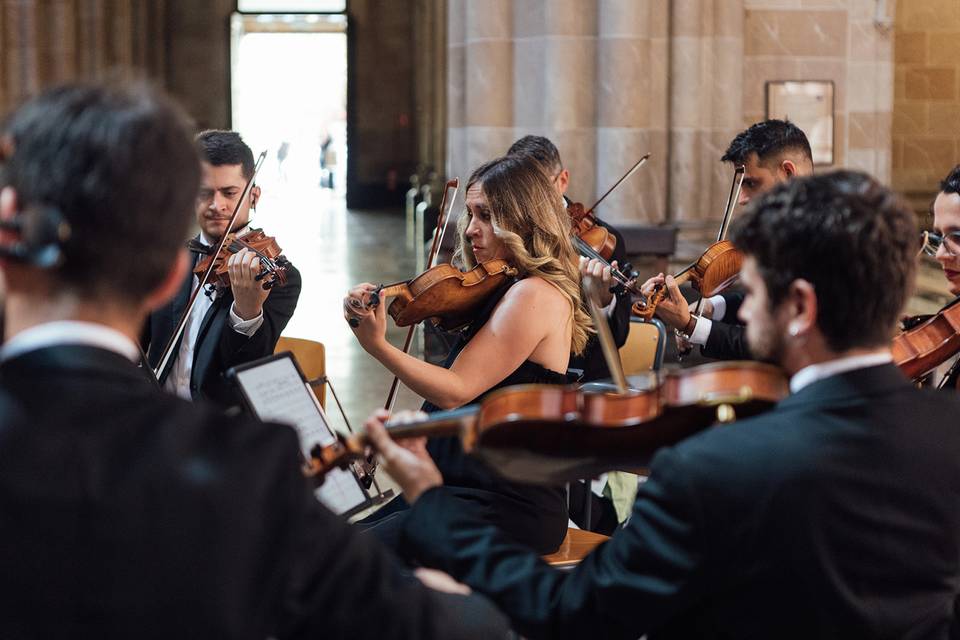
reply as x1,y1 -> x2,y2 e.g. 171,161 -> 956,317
717,165 -> 745,243
383,178 -> 460,412
583,277 -> 629,393
584,154 -> 650,217
676,165 -> 744,358
152,150 -> 267,381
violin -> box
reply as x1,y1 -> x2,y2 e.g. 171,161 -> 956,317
305,361 -> 787,486
566,154 -> 650,295
569,201 -> 617,261
632,240 -> 743,321
633,165 -> 746,322
893,297 -> 960,382
189,228 -> 289,293
367,259 -> 518,331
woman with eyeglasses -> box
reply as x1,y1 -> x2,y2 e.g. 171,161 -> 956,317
915,165 -> 960,390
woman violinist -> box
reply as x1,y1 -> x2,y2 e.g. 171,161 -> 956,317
343,155 -> 591,554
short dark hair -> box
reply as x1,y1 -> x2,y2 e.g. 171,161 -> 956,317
730,171 -> 916,352
506,135 -> 563,175
940,165 -> 960,195
0,81 -> 200,303
722,119 -> 813,167
196,130 -> 255,179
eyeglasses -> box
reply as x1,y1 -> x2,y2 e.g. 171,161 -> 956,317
921,230 -> 960,257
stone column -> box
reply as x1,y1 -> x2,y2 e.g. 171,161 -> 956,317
0,0 -> 167,114
595,0 -> 669,224
668,0 -> 744,230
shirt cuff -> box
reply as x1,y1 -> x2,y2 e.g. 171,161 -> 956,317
229,303 -> 264,337
688,316 -> 712,346
709,294 -> 726,321
603,293 -> 618,317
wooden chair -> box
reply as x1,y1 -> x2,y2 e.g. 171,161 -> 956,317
619,317 -> 666,375
274,337 -> 326,408
543,528 -> 610,569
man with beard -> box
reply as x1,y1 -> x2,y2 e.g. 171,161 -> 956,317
364,171 -> 960,639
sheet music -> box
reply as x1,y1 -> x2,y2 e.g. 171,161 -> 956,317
233,356 -> 368,515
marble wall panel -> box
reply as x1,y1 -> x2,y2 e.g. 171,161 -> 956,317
745,10 -> 847,58
596,37 -> 651,128
595,128 -> 667,224
464,40 -> 514,127
894,0 -> 960,194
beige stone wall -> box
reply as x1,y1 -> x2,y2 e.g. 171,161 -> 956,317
449,0 -> 897,228
892,0 -> 960,200
741,0 -> 893,182
448,0 -> 671,225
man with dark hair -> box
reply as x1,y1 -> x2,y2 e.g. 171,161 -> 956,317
923,164 -> 960,389
642,119 -> 814,361
144,129 -> 302,408
0,81 -> 507,638
366,171 -> 960,639
507,134 -> 630,534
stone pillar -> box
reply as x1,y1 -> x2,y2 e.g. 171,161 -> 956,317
595,0 -> 669,224
668,0 -> 744,229
447,0 -> 674,225
1,0 -> 167,114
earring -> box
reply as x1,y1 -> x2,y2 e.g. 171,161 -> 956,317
789,325 -> 800,337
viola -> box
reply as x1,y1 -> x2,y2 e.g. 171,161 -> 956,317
568,201 -> 617,261
304,360 -> 787,486
893,297 -> 960,382
367,259 -> 518,331
190,228 -> 289,292
632,240 -> 743,321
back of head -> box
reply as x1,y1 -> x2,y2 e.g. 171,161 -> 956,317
730,170 -> 916,352
506,135 -> 563,176
196,129 -> 255,178
0,81 -> 200,305
722,119 -> 813,169
940,165 -> 960,195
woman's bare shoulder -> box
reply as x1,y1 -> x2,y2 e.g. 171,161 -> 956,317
501,276 -> 568,309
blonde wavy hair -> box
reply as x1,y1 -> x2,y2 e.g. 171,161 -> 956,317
452,156 -> 592,354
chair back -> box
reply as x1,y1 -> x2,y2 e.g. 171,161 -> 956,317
619,317 -> 666,374
543,528 -> 610,569
275,337 -> 326,408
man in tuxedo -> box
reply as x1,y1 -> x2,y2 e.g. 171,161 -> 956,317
0,81 -> 507,638
144,130 -> 301,408
642,119 -> 814,361
367,171 -> 960,638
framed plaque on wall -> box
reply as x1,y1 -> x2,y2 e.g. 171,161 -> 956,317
765,80 -> 835,166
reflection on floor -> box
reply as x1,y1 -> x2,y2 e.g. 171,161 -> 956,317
260,186 -> 426,439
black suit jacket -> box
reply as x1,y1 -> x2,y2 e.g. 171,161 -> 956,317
569,218 -> 633,382
144,252 -> 302,407
401,364 -> 960,639
0,345 -> 508,639
701,291 -> 751,360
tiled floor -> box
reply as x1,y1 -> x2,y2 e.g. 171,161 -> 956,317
257,182 -> 427,438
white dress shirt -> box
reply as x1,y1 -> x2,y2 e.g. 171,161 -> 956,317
164,232 -> 265,400
0,321 -> 140,363
789,351 -> 894,394
688,294 -> 727,345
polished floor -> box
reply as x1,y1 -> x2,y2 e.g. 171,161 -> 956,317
257,182 -> 427,437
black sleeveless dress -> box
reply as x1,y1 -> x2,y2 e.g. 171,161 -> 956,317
419,279 -> 572,554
